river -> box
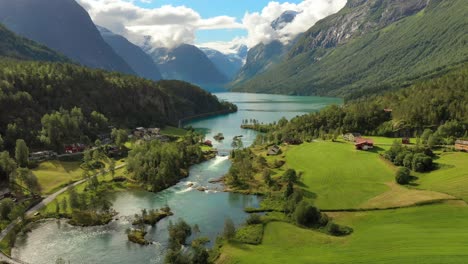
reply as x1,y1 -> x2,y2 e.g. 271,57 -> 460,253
12,93 -> 342,264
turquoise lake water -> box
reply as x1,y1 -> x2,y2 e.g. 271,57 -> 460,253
12,93 -> 342,264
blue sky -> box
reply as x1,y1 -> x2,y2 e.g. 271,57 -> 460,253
136,0 -> 303,43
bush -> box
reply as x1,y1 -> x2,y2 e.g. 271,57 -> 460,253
246,214 -> 262,225
294,201 -> 321,227
234,224 -> 264,245
282,169 -> 297,183
327,222 -> 353,236
223,218 -> 236,240
412,153 -> 433,172
395,167 -> 411,185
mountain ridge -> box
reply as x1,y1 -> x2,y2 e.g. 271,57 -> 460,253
232,0 -> 468,99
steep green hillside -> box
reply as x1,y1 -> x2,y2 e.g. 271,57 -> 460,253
234,0 -> 468,99
0,59 -> 236,149
0,23 -> 67,62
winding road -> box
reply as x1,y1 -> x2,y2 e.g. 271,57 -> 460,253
0,164 -> 126,264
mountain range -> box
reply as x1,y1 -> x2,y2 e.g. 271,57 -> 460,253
146,43 -> 229,91
97,26 -> 162,81
0,0 -> 135,75
232,0 -> 468,99
231,10 -> 300,86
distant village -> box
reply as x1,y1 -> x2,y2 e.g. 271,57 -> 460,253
28,127 -> 171,163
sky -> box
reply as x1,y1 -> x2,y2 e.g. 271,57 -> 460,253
77,0 -> 346,53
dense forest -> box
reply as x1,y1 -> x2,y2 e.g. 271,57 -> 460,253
0,59 -> 236,151
252,65 -> 468,143
126,133 -> 206,192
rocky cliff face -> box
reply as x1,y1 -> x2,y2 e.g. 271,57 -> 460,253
289,0 -> 429,58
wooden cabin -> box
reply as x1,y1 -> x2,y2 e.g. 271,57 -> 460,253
267,145 -> 281,156
455,140 -> 468,152
355,138 -> 374,150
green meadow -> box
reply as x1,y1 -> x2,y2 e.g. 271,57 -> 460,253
417,152 -> 468,201
285,142 -> 394,209
32,161 -> 83,194
219,140 -> 468,264
220,202 -> 468,264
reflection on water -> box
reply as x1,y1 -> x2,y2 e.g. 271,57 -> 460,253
13,93 -> 341,264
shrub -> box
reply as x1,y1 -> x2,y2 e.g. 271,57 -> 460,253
294,201 -> 321,227
282,169 -> 297,183
327,222 -> 353,236
395,167 -> 411,185
223,218 -> 236,240
246,214 -> 262,225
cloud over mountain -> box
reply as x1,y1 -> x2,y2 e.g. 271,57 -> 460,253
77,0 -> 345,50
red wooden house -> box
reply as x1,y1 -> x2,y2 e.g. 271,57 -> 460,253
355,138 -> 374,150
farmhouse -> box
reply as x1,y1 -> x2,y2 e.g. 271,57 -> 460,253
455,140 -> 468,152
402,137 -> 411,144
355,138 -> 374,150
343,133 -> 362,142
267,145 -> 281,156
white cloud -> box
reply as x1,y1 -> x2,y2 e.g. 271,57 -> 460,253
77,0 -> 243,48
242,0 -> 347,47
77,0 -> 346,51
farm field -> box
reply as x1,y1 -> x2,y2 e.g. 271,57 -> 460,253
416,152 -> 468,201
220,202 -> 468,264
32,161 -> 83,195
285,142 -> 394,209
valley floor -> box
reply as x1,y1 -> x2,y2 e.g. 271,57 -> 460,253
219,140 -> 468,263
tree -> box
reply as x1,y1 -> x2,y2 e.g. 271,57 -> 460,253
284,181 -> 294,199
55,200 -> 60,214
69,187 -> 80,209
111,128 -> 129,149
109,159 -> 116,179
61,198 -> 68,213
283,169 -> 297,183
262,169 -> 272,186
0,134 -> 3,151
223,218 -> 236,240
395,167 -> 411,185
294,200 -> 321,227
168,219 -> 192,250
0,198 -> 14,220
0,151 -> 17,183
15,139 -> 29,168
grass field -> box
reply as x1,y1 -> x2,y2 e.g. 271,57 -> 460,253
416,152 -> 468,201
32,161 -> 83,194
285,142 -> 394,209
220,202 -> 468,264
161,126 -> 188,136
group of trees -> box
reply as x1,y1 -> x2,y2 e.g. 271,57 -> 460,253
39,108 -> 109,152
164,218 -> 210,264
385,141 -> 434,173
127,133 -> 204,192
251,66 -> 468,146
0,59 -> 235,153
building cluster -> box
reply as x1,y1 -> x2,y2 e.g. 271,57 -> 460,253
132,127 -> 170,142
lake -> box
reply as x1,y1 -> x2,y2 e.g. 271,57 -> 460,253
12,93 -> 342,264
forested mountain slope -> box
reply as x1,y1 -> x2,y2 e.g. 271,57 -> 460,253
0,24 -> 68,62
0,60 -> 235,149
233,0 -> 468,99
